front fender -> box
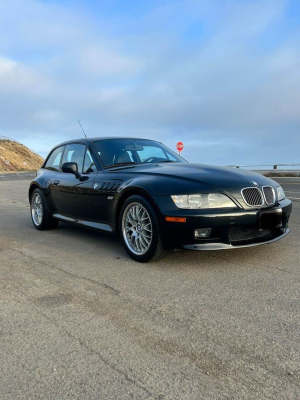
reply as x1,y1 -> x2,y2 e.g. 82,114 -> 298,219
112,183 -> 164,231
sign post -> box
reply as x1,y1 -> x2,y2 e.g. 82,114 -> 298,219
176,141 -> 184,155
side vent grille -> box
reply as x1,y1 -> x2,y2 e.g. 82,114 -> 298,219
96,182 -> 121,192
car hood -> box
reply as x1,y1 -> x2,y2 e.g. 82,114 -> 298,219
121,162 -> 277,190
111,163 -> 279,208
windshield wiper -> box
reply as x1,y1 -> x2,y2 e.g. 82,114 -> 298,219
157,160 -> 176,163
104,162 -> 136,169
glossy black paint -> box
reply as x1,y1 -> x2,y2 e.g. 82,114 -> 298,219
51,171 -> 96,220
29,137 -> 292,250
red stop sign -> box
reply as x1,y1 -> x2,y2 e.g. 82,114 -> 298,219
176,141 -> 184,152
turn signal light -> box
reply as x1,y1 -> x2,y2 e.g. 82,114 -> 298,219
165,217 -> 186,223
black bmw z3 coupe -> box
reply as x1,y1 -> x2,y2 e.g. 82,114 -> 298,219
29,137 -> 292,262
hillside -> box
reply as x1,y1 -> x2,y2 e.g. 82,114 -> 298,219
0,138 -> 44,173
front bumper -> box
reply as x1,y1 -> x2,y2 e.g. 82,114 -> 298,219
183,228 -> 290,250
153,197 -> 292,250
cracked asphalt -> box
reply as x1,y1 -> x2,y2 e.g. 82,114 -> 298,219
0,176 -> 299,399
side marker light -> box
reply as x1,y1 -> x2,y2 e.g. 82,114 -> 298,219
165,217 -> 186,223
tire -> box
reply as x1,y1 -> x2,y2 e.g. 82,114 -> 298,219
119,195 -> 168,262
30,188 -> 59,230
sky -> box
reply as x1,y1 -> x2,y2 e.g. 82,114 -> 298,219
0,0 -> 299,165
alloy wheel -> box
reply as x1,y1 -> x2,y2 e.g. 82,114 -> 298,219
122,202 -> 153,255
31,193 -> 43,226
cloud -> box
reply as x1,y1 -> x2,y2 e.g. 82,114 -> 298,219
0,57 -> 51,94
79,45 -> 141,77
0,0 -> 299,165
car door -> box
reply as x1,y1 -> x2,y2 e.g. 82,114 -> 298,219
91,169 -> 124,227
42,145 -> 65,214
91,141 -> 127,227
51,143 -> 96,220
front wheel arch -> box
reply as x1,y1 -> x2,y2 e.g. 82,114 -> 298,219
115,188 -> 162,233
119,194 -> 169,262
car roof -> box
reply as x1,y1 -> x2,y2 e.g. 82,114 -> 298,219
54,137 -> 159,147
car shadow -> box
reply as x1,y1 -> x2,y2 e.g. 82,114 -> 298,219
55,221 -> 290,271
21,213 -> 294,273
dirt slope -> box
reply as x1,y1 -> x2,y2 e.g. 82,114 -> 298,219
0,139 -> 44,173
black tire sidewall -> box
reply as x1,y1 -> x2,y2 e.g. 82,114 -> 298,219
119,195 -> 161,262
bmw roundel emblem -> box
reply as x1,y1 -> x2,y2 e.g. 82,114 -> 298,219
250,181 -> 259,187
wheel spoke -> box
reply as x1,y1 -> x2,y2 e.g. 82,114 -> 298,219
128,211 -> 134,223
136,239 -> 140,252
140,235 -> 148,248
137,206 -> 143,221
132,206 -> 137,221
143,223 -> 151,232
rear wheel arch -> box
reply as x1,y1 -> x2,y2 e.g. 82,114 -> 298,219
30,187 -> 59,230
29,183 -> 40,202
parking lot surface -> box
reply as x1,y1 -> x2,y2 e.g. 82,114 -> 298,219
0,176 -> 299,399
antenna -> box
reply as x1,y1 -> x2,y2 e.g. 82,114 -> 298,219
78,120 -> 87,138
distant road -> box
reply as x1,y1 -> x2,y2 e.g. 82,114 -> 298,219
275,177 -> 300,202
0,172 -> 36,180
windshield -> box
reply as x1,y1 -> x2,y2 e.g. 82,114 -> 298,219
93,139 -> 186,168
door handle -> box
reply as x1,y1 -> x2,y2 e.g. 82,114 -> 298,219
53,179 -> 60,186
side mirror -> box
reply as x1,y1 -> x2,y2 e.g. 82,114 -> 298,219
62,162 -> 81,179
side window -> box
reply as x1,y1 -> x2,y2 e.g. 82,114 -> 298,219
83,149 -> 96,173
44,146 -> 65,171
137,146 -> 167,162
62,144 -> 86,173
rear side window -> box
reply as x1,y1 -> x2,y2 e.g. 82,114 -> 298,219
44,146 -> 65,171
62,143 -> 86,173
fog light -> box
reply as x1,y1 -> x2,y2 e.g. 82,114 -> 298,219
194,228 -> 212,238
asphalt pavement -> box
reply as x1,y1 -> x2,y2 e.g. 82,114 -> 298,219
0,176 -> 299,399
0,172 -> 36,180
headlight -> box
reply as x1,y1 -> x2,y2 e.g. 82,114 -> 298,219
277,186 -> 285,201
171,194 -> 237,209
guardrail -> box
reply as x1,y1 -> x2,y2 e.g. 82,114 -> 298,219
227,164 -> 300,170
